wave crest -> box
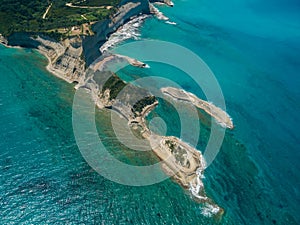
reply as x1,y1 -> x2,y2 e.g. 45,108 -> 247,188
100,15 -> 149,53
201,203 -> 221,217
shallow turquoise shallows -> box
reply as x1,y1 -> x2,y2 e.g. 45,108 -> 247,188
0,0 -> 300,224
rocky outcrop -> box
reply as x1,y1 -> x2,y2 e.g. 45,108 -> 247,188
82,64 -> 152,119
36,36 -> 85,83
149,0 -> 174,7
1,1 -> 155,83
3,33 -> 85,84
109,0 -> 151,30
79,55 -> 224,217
161,87 -> 234,129
0,34 -> 8,45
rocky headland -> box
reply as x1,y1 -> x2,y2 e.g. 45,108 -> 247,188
0,0 -> 226,218
0,0 -> 170,83
76,52 -> 224,217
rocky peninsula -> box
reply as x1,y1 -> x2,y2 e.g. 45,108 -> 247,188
0,0 -> 225,218
161,87 -> 234,129
77,51 -> 224,217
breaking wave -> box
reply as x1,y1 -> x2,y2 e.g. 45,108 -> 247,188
100,15 -> 149,53
165,21 -> 177,25
189,167 -> 207,200
201,203 -> 221,218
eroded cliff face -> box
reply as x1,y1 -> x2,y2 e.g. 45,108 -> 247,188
82,0 -> 152,66
35,36 -> 85,83
110,0 -> 151,30
3,0 -> 169,85
7,32 -> 41,48
0,34 -> 8,45
4,33 -> 85,83
149,0 -> 174,7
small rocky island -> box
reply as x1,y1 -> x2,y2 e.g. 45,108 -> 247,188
161,87 -> 234,129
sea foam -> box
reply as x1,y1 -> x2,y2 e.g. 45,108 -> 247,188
100,15 -> 149,53
189,167 -> 207,200
165,21 -> 177,25
200,203 -> 221,217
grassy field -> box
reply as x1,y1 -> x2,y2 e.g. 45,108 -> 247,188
0,0 -> 119,37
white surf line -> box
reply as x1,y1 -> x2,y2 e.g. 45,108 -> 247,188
100,14 -> 149,53
42,3 -> 52,19
165,21 -> 177,25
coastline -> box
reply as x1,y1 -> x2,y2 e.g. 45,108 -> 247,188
0,0 -> 224,219
0,0 -> 174,84
128,97 -> 224,217
82,54 -> 224,217
38,48 -> 75,84
1,35 -> 70,83
2,1 -> 300,224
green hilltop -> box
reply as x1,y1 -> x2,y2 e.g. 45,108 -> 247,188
0,0 -> 120,38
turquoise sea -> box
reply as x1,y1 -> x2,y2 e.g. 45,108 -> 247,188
0,0 -> 300,224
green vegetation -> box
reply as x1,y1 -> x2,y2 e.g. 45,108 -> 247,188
102,74 -> 126,100
165,140 -> 187,165
0,0 -> 47,36
0,0 -> 119,37
132,96 -> 156,114
166,140 -> 176,152
174,146 -> 188,165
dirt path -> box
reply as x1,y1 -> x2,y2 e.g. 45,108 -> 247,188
65,2 -> 112,9
42,3 -> 53,19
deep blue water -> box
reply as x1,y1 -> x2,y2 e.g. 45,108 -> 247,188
0,0 -> 300,224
